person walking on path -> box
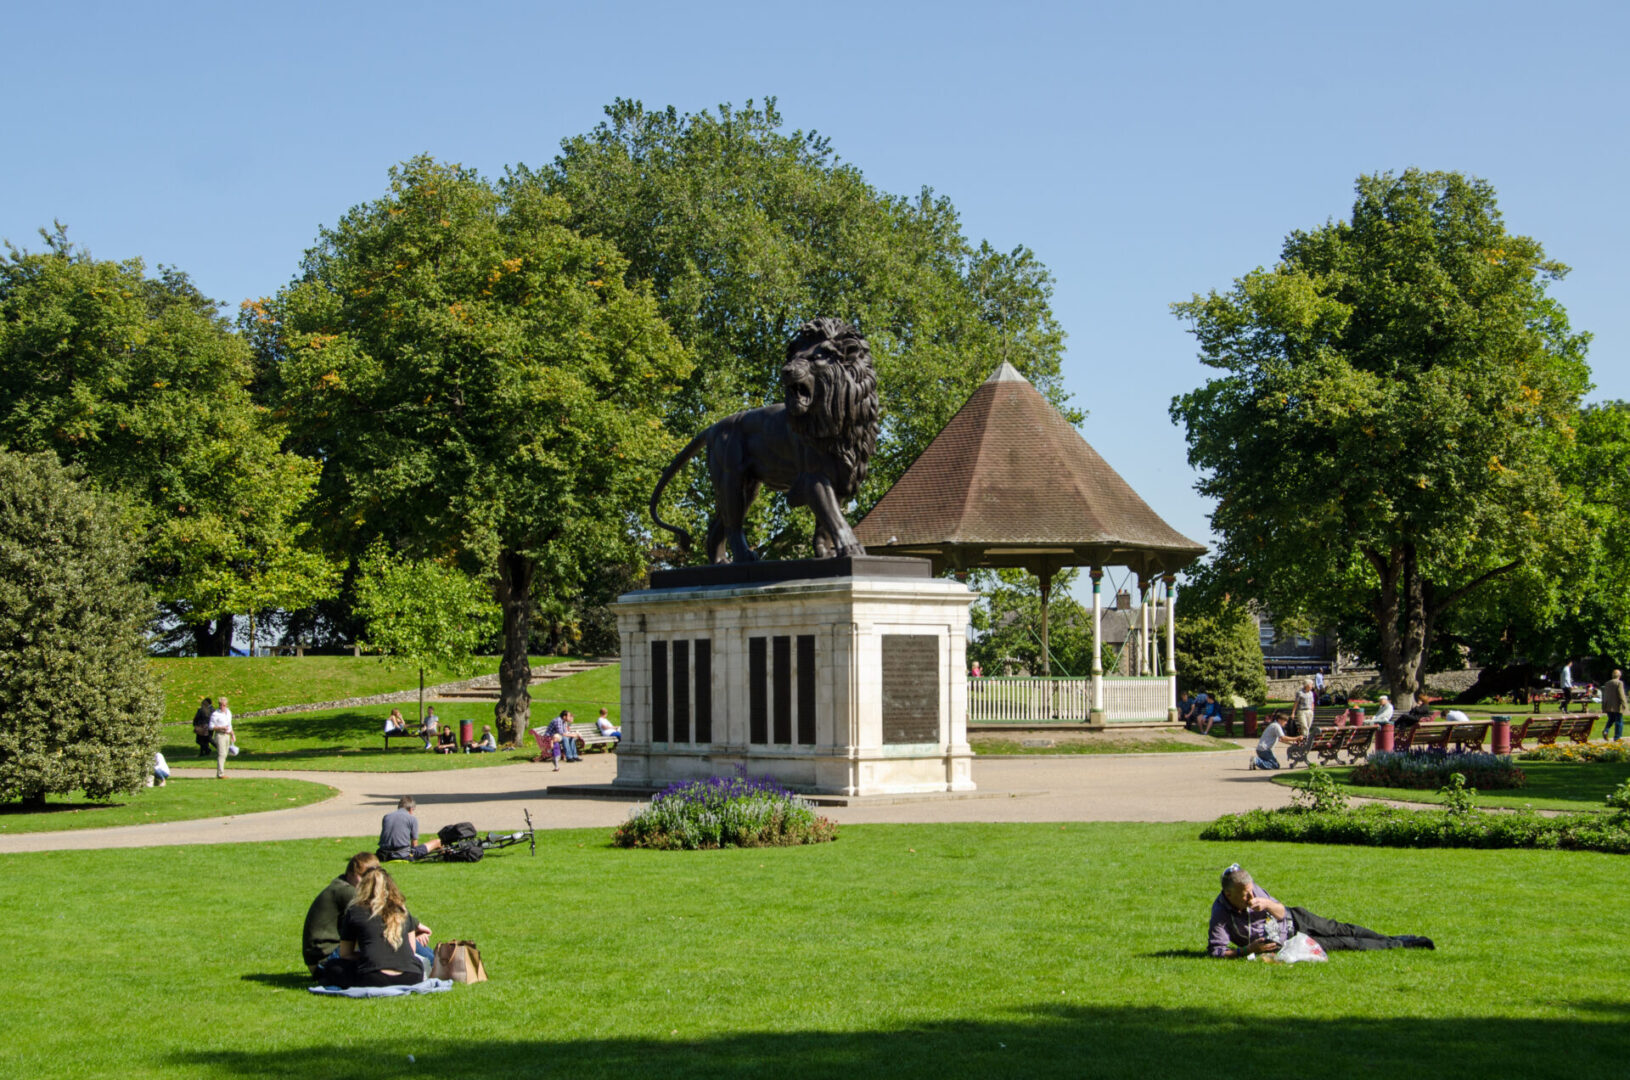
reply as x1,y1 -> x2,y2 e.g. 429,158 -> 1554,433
191,697 -> 214,758
208,696 -> 235,779
1560,659 -> 1574,713
1208,864 -> 1434,956
1293,680 -> 1316,735
1602,670 -> 1626,741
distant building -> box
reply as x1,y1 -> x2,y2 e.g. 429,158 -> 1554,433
1251,611 -> 1337,678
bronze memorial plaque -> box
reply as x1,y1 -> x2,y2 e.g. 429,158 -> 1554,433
882,634 -> 939,744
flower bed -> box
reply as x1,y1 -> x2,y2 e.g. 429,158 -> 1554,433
1350,750 -> 1525,790
1201,775 -> 1630,854
1523,743 -> 1630,763
613,772 -> 838,850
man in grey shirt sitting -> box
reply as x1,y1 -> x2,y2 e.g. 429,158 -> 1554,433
377,795 -> 443,861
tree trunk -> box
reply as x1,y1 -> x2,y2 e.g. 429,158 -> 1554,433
418,667 -> 425,725
494,551 -> 534,745
20,789 -> 46,809
1371,547 -> 1416,711
193,616 -> 235,657
1399,544 -> 1430,706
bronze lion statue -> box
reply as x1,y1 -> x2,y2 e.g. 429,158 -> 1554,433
650,317 -> 879,563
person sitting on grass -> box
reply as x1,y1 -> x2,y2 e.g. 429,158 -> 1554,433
1247,711 -> 1293,770
436,724 -> 457,754
302,851 -> 379,979
337,868 -> 435,987
1209,863 -> 1433,956
377,795 -> 442,862
471,725 -> 498,752
420,708 -> 439,750
383,707 -> 408,736
595,707 -> 621,741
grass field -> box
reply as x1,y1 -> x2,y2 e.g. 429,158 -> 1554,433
1274,760 -> 1630,812
154,665 -> 622,772
1,823 -> 1623,1079
151,655 -> 567,725
0,777 -> 337,834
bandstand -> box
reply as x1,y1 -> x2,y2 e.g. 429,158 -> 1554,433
853,363 -> 1206,725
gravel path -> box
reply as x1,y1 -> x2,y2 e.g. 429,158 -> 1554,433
0,741 -> 1296,854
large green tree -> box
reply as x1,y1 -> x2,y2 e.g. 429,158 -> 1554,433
0,451 -> 162,805
250,157 -> 689,740
1171,170 -> 1591,709
529,98 -> 1073,555
0,229 -> 336,654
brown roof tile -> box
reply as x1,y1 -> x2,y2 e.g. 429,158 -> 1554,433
854,363 -> 1206,576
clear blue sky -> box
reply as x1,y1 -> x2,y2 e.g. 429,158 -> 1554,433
4,1 -> 1625,588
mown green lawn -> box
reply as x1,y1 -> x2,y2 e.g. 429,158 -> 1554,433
1,823 -> 1622,1079
152,655 -> 567,725
157,665 -> 622,773
0,777 -> 337,834
1273,760 -> 1630,812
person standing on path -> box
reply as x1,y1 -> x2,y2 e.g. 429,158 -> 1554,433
1293,680 -> 1316,735
191,697 -> 214,757
1560,659 -> 1574,712
208,696 -> 235,779
1602,669 -> 1626,741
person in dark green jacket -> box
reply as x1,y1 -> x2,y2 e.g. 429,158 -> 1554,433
302,852 -> 379,976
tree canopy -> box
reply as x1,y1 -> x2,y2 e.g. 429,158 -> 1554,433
1171,170 -> 1591,707
531,98 -> 1073,556
250,156 -> 690,738
0,451 -> 162,804
0,228 -> 336,654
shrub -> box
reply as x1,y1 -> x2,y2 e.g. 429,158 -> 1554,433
1290,765 -> 1349,813
613,771 -> 838,850
1523,743 -> 1630,763
1439,773 -> 1478,815
1200,803 -> 1630,854
1350,750 -> 1526,790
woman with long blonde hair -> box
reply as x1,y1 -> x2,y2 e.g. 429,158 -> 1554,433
338,869 -> 434,986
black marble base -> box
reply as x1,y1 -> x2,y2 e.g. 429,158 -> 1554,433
649,554 -> 932,590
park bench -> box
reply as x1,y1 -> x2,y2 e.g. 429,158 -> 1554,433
1563,716 -> 1598,744
1338,724 -> 1377,763
1508,716 -> 1563,751
531,722 -> 618,759
384,729 -> 424,750
1287,724 -> 1346,768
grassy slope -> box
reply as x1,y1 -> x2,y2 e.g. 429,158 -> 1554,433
1274,761 -> 1630,812
152,655 -> 566,725
0,823 -> 1624,1080
157,665 -> 622,773
0,778 -> 336,834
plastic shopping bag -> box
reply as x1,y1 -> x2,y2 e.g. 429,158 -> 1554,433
1276,932 -> 1328,964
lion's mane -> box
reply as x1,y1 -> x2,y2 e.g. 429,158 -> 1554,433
781,317 -> 878,498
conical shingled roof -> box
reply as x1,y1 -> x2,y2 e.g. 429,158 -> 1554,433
854,362 -> 1206,577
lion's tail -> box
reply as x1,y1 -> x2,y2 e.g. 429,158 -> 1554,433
649,429 -> 708,551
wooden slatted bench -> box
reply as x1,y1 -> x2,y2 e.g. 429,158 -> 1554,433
1508,716 -> 1563,751
1339,725 -> 1377,763
384,730 -> 423,750
532,721 -> 618,759
1563,716 -> 1599,744
1287,724 -> 1345,768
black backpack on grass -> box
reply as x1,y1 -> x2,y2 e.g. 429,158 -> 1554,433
438,822 -> 477,845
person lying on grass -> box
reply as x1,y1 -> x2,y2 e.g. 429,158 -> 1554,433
303,851 -> 379,978
1208,864 -> 1434,957
378,795 -> 442,861
336,868 -> 435,988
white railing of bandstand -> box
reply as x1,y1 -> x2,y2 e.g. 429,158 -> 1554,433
967,676 -> 1171,723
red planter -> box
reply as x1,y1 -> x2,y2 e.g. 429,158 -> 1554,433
1244,708 -> 1258,738
1491,716 -> 1511,755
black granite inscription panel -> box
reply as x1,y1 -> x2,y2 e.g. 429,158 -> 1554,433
694,639 -> 712,744
651,640 -> 669,743
772,635 -> 792,744
672,639 -> 690,743
749,637 -> 767,745
882,634 -> 940,744
797,634 -> 816,745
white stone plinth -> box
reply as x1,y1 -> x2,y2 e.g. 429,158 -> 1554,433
614,571 -> 975,797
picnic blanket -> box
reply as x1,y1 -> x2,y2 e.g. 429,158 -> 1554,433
308,978 -> 454,998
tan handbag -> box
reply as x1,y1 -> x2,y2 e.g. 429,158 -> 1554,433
431,940 -> 487,983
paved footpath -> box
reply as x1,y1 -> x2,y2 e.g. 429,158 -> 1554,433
0,744 -> 1296,854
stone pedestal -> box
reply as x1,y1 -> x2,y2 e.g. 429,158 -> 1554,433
614,557 -> 976,796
